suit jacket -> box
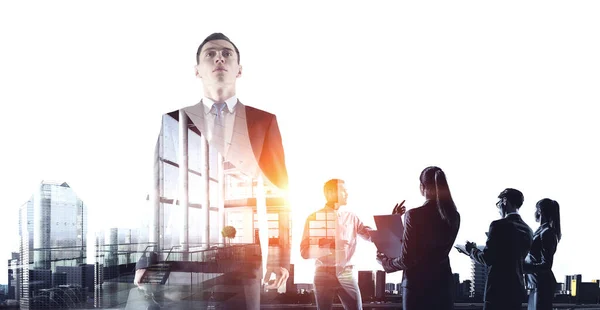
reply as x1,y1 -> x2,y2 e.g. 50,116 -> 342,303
524,223 -> 558,290
155,100 -> 289,272
387,200 -> 460,290
470,213 -> 533,307
181,100 -> 288,189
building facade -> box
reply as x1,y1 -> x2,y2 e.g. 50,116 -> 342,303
17,181 -> 89,309
470,245 -> 488,301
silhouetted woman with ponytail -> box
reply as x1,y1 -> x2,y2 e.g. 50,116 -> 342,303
377,166 -> 460,310
524,198 -> 562,310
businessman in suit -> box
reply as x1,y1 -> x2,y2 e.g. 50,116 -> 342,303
135,33 -> 289,310
190,32 -> 289,308
185,32 -> 287,190
459,188 -> 533,310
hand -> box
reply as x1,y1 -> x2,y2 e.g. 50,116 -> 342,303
375,251 -> 387,266
376,251 -> 395,273
263,266 -> 289,290
392,200 -> 406,216
465,241 -> 477,254
133,268 -> 146,287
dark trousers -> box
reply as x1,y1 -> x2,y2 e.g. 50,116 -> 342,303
402,282 -> 454,310
313,266 -> 362,310
527,283 -> 556,310
484,300 -> 523,310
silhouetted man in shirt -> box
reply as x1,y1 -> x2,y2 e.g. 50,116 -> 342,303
300,179 -> 372,310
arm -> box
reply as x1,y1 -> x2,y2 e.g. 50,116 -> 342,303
470,221 -> 500,266
133,269 -> 146,286
259,113 -> 289,190
356,215 -> 373,242
523,229 -> 558,273
133,250 -> 158,286
385,211 -> 416,272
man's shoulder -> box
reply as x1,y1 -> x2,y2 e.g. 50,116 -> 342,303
164,102 -> 203,116
337,209 -> 356,216
241,102 -> 276,117
305,208 -> 331,220
490,218 -> 508,229
491,216 -> 532,233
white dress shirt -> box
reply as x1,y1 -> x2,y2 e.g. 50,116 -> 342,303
201,96 -> 237,154
301,205 -> 372,270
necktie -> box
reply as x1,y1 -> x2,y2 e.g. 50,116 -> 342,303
212,102 -> 227,143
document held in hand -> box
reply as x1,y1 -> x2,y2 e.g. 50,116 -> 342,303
371,214 -> 404,258
454,244 -> 469,255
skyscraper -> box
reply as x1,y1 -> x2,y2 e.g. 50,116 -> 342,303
358,271 -> 374,302
7,252 -> 19,300
566,274 -> 582,297
375,270 -> 386,300
453,273 -> 461,299
17,181 -> 88,309
385,283 -> 395,293
471,245 -> 488,301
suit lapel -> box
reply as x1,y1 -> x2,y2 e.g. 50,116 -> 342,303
182,101 -> 208,137
245,104 -> 270,161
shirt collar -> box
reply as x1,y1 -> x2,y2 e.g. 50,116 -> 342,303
324,203 -> 339,211
505,211 -> 519,217
202,95 -> 238,114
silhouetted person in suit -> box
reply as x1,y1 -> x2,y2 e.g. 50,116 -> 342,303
524,198 -> 561,310
461,188 -> 533,310
377,166 -> 460,310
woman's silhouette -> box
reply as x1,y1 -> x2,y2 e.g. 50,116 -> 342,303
377,166 -> 460,310
524,198 -> 561,310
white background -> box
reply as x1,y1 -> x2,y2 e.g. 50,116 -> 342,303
1,1 -> 599,286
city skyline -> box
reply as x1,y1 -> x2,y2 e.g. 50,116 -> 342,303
1,178 -> 598,289
2,0 -> 600,294
2,182 -> 599,306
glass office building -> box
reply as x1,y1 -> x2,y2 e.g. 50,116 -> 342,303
10,110 -> 292,308
17,181 -> 89,309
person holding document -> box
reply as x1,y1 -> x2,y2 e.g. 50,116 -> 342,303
300,178 -> 373,310
376,166 -> 460,310
524,198 -> 562,310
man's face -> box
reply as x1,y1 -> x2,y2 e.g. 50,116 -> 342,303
325,182 -> 348,207
336,183 -> 348,206
496,198 -> 506,217
195,39 -> 242,86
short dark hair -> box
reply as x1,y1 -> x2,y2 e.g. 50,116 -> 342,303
323,179 -> 344,196
498,188 -> 524,209
196,32 -> 240,64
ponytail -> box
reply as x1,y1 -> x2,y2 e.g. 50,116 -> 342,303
434,170 -> 457,226
538,198 -> 562,242
553,200 -> 562,242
